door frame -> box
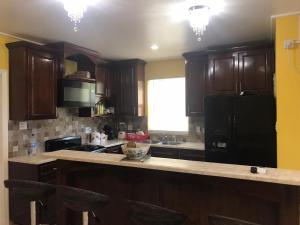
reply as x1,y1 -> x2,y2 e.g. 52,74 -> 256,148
0,69 -> 9,225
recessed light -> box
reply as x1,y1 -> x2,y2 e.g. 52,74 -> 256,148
151,44 -> 159,50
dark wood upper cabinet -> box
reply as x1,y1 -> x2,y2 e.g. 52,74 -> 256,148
238,48 -> 274,95
110,59 -> 145,117
95,65 -> 111,97
207,52 -> 239,96
6,41 -> 59,120
184,55 -> 207,116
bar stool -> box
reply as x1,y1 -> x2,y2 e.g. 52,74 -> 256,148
4,179 -> 56,225
209,215 -> 261,225
127,200 -> 187,225
58,185 -> 109,225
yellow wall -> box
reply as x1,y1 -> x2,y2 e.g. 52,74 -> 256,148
276,15 -> 300,169
0,34 -> 17,69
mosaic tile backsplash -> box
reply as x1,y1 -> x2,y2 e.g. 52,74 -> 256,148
8,108 -> 114,158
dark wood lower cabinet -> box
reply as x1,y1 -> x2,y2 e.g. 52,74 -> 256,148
150,147 -> 205,161
150,147 -> 180,159
56,160 -> 300,225
8,161 -> 57,225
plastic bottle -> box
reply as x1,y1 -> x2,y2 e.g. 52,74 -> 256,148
28,134 -> 38,156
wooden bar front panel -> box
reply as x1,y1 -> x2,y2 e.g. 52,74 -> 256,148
56,160 -> 299,225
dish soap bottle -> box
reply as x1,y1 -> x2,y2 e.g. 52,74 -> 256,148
28,134 -> 37,156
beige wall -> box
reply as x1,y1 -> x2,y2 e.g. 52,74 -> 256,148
145,59 -> 185,81
144,59 -> 185,116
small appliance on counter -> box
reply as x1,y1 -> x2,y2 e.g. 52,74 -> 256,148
45,136 -> 106,153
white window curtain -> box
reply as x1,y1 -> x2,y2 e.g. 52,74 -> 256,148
148,77 -> 188,132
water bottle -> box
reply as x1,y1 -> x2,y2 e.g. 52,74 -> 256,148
28,134 -> 37,156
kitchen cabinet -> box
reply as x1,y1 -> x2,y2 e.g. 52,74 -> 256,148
110,59 -> 146,117
207,46 -> 274,96
184,42 -> 274,100
184,55 -> 207,116
207,52 -> 239,96
150,147 -> 180,159
95,65 -> 112,97
150,146 -> 205,161
179,149 -> 205,161
238,48 -> 274,95
6,41 -> 59,120
8,161 -> 57,225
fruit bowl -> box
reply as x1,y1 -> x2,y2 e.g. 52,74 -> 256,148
121,143 -> 150,160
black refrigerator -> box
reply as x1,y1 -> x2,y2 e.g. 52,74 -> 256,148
204,96 -> 277,168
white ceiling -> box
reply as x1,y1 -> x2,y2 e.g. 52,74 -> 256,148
0,0 -> 299,61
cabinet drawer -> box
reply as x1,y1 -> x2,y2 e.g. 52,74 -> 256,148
150,147 -> 180,159
39,161 -> 57,177
180,149 -> 205,161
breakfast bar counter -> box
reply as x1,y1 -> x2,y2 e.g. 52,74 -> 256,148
44,150 -> 300,225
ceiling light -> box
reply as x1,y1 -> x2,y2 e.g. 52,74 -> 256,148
151,44 -> 159,50
60,0 -> 100,32
170,0 -> 225,41
187,4 -> 210,41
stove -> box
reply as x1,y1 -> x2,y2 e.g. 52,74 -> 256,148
45,136 -> 106,153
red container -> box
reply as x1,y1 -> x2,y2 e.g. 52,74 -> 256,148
126,133 -> 149,142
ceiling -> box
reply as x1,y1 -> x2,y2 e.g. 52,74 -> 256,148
0,0 -> 300,61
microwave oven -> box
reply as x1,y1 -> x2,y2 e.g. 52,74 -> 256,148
58,78 -> 96,108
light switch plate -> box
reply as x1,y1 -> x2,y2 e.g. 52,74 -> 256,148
19,121 -> 27,130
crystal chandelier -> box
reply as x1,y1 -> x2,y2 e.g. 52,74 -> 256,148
61,0 -> 88,32
187,4 -> 210,41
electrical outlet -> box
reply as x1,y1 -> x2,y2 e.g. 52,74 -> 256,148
19,121 -> 27,130
85,127 -> 92,134
13,146 -> 18,152
284,40 -> 295,49
128,124 -> 133,131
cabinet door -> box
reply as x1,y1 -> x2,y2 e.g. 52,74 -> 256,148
238,49 -> 274,95
95,66 -> 106,96
119,65 -> 136,116
179,149 -> 205,161
186,57 -> 207,116
207,53 -> 238,96
96,66 -> 112,97
150,147 -> 180,159
28,50 -> 57,120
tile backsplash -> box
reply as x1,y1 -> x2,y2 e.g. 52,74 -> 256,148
8,108 -> 113,158
118,116 -> 204,143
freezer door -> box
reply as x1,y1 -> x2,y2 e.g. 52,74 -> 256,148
235,96 -> 277,167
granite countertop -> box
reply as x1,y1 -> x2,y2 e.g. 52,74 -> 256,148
103,140 -> 205,151
9,155 -> 56,165
44,150 -> 300,187
8,141 -> 204,165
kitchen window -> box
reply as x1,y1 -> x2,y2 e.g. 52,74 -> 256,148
147,77 -> 188,132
